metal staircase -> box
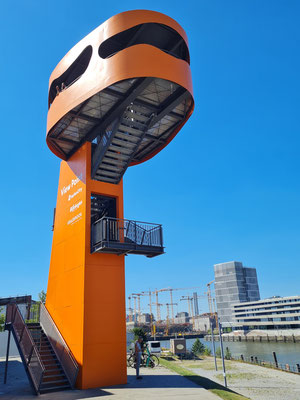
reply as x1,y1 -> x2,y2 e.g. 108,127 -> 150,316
47,77 -> 193,184
5,303 -> 78,395
27,323 -> 71,394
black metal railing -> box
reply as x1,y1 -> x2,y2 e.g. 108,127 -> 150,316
91,217 -> 163,256
40,303 -> 78,388
5,303 -> 45,393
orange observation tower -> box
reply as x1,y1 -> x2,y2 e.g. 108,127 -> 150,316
45,10 -> 194,390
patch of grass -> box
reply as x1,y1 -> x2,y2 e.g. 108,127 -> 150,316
160,358 -> 250,400
216,373 -> 257,383
183,360 -> 236,371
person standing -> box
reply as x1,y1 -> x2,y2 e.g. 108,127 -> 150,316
135,337 -> 143,379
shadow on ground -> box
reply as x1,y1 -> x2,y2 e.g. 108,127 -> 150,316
0,360 -> 206,399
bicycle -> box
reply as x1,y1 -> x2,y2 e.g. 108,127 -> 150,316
127,347 -> 160,368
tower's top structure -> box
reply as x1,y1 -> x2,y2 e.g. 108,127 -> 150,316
46,10 -> 194,184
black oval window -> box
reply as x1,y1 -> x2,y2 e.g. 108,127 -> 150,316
99,23 -> 190,64
49,45 -> 93,107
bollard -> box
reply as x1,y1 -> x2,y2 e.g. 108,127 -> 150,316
273,351 -> 278,368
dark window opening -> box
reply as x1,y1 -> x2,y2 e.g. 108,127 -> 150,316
99,23 -> 190,64
91,194 -> 116,224
48,45 -> 93,107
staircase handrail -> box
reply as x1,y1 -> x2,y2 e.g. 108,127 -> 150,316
39,303 -> 78,388
5,303 -> 45,393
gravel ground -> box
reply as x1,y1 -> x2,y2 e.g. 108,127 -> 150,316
181,357 -> 300,400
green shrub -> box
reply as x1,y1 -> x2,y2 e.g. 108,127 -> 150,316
215,347 -> 221,358
191,338 -> 205,355
225,347 -> 232,360
203,346 -> 212,356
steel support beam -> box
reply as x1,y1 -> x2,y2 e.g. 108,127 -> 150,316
148,87 -> 189,129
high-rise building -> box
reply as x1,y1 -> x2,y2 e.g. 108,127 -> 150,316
214,261 -> 260,328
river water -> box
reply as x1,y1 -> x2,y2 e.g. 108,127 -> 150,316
1,331 -> 300,368
160,337 -> 300,367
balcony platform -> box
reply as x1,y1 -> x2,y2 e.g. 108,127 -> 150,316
91,217 -> 164,258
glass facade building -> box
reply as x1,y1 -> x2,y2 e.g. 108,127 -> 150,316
214,261 -> 260,328
232,296 -> 300,330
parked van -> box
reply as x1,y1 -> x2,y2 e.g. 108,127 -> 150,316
147,341 -> 161,354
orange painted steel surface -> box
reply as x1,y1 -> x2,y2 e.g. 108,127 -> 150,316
46,9 -> 194,166
46,10 -> 193,390
46,143 -> 126,388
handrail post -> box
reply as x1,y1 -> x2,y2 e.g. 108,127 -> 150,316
4,325 -> 11,384
159,225 -> 163,248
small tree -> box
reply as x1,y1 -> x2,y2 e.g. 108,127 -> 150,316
203,346 -> 212,356
191,338 -> 205,355
132,327 -> 147,344
225,347 -> 231,360
38,290 -> 46,303
215,347 -> 221,358
0,307 -> 5,332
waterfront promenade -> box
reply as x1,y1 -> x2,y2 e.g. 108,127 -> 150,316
0,357 -> 218,400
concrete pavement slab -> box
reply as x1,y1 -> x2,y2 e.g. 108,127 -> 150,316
0,357 -> 219,400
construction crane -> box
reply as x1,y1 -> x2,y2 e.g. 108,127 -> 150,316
155,286 -> 202,323
180,296 -> 194,319
150,302 -> 163,322
128,296 -> 133,322
206,280 -> 215,316
141,290 -> 153,321
132,293 -> 143,323
132,295 -> 137,323
151,288 -> 171,321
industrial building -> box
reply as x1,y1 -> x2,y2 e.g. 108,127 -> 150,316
232,295 -> 300,331
174,312 -> 189,324
193,313 -> 216,332
214,261 -> 260,328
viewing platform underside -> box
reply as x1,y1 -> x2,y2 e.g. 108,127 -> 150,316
47,77 -> 193,184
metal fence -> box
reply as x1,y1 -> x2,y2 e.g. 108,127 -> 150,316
231,353 -> 300,374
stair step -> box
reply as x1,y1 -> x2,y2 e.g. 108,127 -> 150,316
44,372 -> 66,379
115,132 -> 140,143
43,361 -> 60,366
112,138 -> 136,149
102,157 -> 126,166
41,378 -> 69,386
43,365 -> 63,372
124,110 -> 149,122
95,175 -> 117,184
105,151 -> 129,161
100,163 -> 123,173
109,144 -> 132,155
96,169 -> 119,178
119,124 -> 142,136
40,384 -> 71,394
39,348 -> 54,352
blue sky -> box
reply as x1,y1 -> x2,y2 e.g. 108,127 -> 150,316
1,1 -> 300,317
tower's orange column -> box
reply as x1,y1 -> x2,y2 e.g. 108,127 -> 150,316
46,142 -> 127,389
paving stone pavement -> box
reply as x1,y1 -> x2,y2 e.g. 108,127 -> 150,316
0,357 -> 219,400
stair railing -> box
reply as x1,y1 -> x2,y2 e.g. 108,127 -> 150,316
5,303 -> 45,394
39,303 -> 78,388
